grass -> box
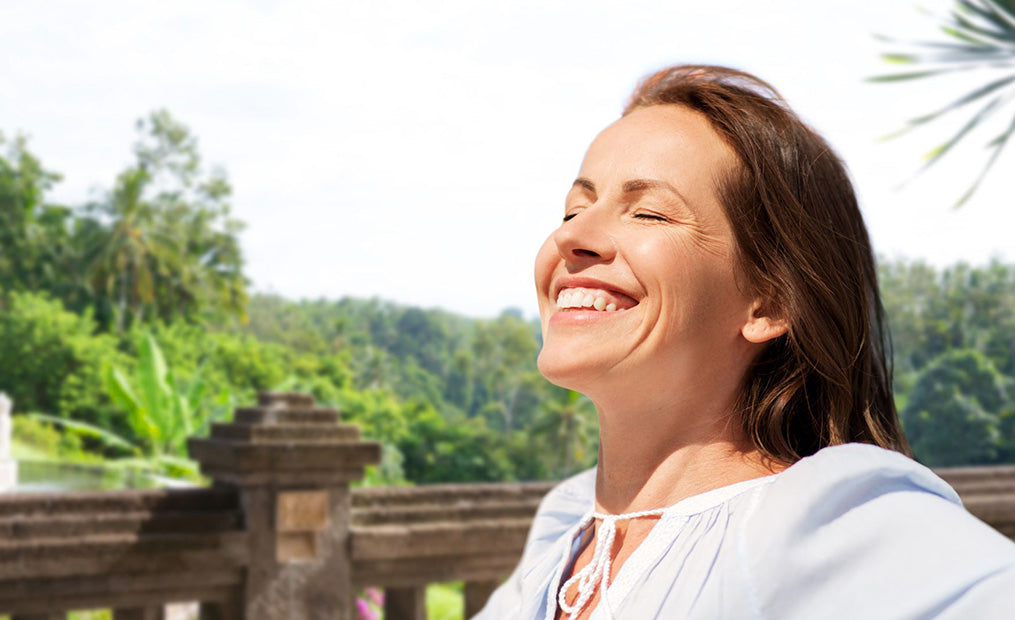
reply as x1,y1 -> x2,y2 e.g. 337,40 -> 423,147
427,582 -> 464,620
10,437 -> 51,461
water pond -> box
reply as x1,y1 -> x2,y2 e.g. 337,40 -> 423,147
12,460 -> 193,492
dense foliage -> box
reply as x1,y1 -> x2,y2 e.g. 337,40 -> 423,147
2,118 -> 1014,481
881,260 -> 1015,466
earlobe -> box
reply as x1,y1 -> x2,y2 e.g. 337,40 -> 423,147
741,300 -> 789,344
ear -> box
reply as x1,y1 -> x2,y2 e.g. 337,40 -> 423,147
741,299 -> 789,344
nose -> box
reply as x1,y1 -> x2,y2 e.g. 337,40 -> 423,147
552,209 -> 616,269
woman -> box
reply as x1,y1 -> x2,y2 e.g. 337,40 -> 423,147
475,65 -> 1015,619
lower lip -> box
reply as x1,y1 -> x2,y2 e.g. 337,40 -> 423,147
549,308 -> 628,325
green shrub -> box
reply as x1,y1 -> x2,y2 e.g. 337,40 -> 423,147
11,414 -> 63,454
0,291 -> 125,429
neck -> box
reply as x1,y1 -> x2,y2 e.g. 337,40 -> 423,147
592,396 -> 782,514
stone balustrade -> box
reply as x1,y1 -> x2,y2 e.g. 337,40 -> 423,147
0,392 -> 1012,619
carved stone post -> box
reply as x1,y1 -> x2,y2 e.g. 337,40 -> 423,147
465,580 -> 501,617
384,587 -> 426,620
189,393 -> 381,620
0,393 -> 17,492
113,607 -> 166,620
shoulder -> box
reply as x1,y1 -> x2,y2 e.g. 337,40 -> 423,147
766,442 -> 961,510
741,443 -> 1015,619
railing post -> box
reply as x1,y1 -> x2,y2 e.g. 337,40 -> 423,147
113,607 -> 165,620
384,586 -> 427,620
189,392 -> 381,620
0,392 -> 17,492
465,580 -> 500,617
198,594 -> 242,620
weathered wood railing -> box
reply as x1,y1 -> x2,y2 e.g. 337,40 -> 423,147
0,392 -> 1013,619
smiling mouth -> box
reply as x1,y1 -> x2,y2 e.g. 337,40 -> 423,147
555,287 -> 637,312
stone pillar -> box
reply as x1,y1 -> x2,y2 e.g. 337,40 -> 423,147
113,607 -> 165,620
188,392 -> 380,620
0,393 -> 17,492
384,586 -> 426,620
465,580 -> 500,618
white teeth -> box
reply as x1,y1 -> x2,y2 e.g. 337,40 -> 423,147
554,288 -> 623,312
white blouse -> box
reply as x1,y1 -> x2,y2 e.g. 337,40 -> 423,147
474,443 -> 1015,619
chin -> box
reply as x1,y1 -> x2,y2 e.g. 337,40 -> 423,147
537,347 -> 600,393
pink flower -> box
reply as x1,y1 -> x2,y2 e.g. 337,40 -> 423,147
356,598 -> 376,620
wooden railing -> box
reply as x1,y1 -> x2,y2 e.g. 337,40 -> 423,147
0,392 -> 1013,619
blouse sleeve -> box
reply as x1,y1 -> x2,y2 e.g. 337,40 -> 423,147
740,443 -> 1015,619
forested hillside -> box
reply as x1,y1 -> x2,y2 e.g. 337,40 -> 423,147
2,116 -> 1014,486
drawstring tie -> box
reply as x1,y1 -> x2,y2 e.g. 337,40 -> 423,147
556,507 -> 666,620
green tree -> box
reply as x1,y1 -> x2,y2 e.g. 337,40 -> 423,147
874,0 -> 1015,206
529,389 -> 598,478
902,349 -> 1011,466
82,110 -> 247,332
0,291 -> 124,429
0,133 -> 81,297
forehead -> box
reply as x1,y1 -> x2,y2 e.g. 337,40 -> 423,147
579,105 -> 736,194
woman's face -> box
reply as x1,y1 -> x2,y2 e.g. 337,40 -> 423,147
535,105 -> 758,401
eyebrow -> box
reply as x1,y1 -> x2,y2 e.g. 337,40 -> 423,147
571,177 -> 693,208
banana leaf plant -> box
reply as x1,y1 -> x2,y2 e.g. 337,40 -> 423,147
873,0 -> 1015,207
32,331 -> 222,480
105,331 -> 208,458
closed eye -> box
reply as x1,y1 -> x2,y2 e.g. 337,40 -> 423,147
633,213 -> 668,222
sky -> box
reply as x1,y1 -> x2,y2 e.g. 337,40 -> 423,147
2,0 -> 1013,318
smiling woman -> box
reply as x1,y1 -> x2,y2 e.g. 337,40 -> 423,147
474,65 -> 1015,620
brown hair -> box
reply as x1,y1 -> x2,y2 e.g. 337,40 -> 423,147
624,65 -> 909,464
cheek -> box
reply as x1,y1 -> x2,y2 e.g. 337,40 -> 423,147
630,233 -> 745,322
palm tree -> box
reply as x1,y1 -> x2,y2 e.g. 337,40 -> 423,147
530,390 -> 598,478
82,110 -> 248,331
874,0 -> 1015,207
84,166 -> 175,334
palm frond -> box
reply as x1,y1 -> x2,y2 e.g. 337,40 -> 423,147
882,74 -> 1015,141
876,0 -> 1015,207
955,110 -> 1015,207
869,65 -> 995,84
875,32 -> 1012,53
968,0 -> 1015,31
916,91 -> 1013,172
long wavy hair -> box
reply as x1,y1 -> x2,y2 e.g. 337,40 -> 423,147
624,65 -> 910,463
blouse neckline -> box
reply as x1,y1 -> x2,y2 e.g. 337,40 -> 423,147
547,471 -> 782,620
